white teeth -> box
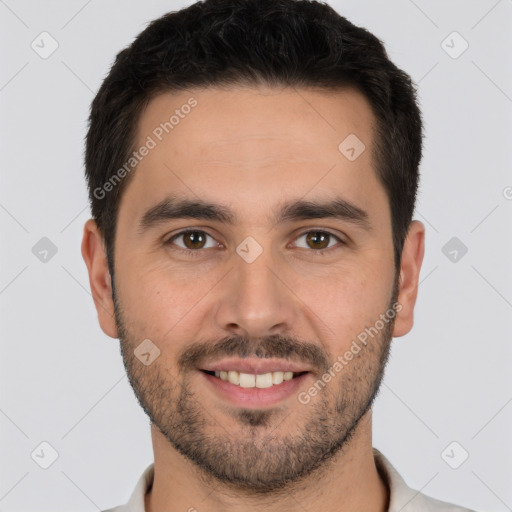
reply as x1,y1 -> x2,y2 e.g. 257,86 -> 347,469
239,373 -> 256,388
210,370 -> 302,387
255,373 -> 273,388
272,371 -> 284,385
228,370 -> 240,385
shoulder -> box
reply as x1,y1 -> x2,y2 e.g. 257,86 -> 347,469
373,448 -> 477,512
101,462 -> 155,512
418,493 -> 477,512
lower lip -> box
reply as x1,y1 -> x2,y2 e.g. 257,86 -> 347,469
200,371 -> 311,408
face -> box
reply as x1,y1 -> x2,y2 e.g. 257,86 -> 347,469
83,85 -> 424,494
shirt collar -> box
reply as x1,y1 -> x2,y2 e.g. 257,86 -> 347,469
117,448 -> 455,512
373,447 -> 431,511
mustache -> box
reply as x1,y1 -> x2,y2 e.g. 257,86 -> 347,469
178,334 -> 329,374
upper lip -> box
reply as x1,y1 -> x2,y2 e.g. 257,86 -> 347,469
200,358 -> 312,374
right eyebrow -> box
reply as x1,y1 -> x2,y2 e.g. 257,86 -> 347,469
138,197 -> 235,235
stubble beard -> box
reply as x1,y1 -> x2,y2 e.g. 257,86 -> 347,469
113,277 -> 398,495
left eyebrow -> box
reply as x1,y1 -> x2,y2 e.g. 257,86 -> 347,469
274,197 -> 372,231
137,195 -> 372,234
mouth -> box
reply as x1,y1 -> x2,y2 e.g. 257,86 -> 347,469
200,369 -> 309,388
199,366 -> 312,409
198,357 -> 313,408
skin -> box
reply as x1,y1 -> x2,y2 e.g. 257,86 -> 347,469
82,86 -> 425,512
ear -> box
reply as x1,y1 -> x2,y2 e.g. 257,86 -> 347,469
81,219 -> 118,338
392,220 -> 425,338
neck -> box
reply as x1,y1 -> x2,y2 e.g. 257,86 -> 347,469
145,410 -> 389,512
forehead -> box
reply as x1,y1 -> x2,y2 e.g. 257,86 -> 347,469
119,85 -> 388,229
137,85 -> 375,157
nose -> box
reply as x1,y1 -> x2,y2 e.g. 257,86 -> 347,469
213,245 -> 298,339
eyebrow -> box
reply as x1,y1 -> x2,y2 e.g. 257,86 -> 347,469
138,195 -> 371,234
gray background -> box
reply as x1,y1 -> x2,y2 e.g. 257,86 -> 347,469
1,1 -> 511,510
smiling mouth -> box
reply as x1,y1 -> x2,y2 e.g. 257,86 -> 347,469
201,369 -> 309,388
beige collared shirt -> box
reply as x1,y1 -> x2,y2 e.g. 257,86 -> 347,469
103,448 -> 476,512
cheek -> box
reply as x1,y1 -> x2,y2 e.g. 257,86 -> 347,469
297,267 -> 392,347
116,260 -> 216,340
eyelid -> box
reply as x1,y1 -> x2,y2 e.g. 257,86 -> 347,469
290,228 -> 346,251
165,229 -> 221,253
165,227 -> 346,255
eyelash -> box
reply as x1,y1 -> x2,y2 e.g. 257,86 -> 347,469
164,229 -> 346,257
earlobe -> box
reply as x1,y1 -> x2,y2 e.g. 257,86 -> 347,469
81,219 -> 118,339
392,220 -> 425,338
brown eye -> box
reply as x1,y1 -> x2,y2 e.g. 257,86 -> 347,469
305,231 -> 330,249
169,230 -> 217,251
183,231 -> 207,249
293,230 -> 343,252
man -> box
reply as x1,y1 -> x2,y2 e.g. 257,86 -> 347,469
81,0 -> 476,511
